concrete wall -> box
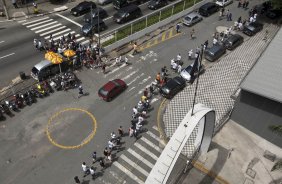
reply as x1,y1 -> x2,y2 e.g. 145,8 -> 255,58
231,90 -> 282,148
104,0 -> 211,52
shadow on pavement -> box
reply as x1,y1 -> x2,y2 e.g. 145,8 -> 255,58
199,141 -> 229,184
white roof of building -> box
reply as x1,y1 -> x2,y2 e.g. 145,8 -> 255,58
241,28 -> 282,103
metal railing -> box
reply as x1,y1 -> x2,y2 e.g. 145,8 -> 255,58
99,0 -> 205,49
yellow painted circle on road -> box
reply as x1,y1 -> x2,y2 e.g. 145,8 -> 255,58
46,108 -> 97,149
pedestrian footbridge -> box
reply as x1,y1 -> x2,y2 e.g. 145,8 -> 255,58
145,103 -> 215,184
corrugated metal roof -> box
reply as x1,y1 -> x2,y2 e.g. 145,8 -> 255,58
241,28 -> 282,103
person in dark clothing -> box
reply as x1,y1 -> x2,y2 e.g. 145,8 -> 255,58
74,176 -> 80,184
99,159 -> 106,170
118,126 -> 124,137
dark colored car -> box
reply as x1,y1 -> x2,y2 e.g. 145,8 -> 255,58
223,34 -> 244,50
204,44 -> 226,62
160,76 -> 186,99
243,22 -> 263,36
81,18 -> 107,36
71,1 -> 96,16
266,9 -> 282,19
148,0 -> 168,10
98,79 -> 127,101
198,2 -> 219,17
83,7 -> 108,23
113,4 -> 142,24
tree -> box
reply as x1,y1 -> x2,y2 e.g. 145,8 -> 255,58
269,125 -> 282,171
270,0 -> 282,9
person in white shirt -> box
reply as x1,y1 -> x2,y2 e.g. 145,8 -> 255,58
90,166 -> 95,179
250,16 -> 254,23
188,49 -> 193,60
82,162 -> 89,177
213,38 -> 218,45
176,54 -> 181,63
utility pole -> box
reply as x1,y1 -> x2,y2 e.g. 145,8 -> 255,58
97,7 -> 101,56
0,0 -> 10,20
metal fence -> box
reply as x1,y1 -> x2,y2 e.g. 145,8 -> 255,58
100,0 -> 210,52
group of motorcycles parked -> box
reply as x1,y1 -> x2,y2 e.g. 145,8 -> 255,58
0,71 -> 78,120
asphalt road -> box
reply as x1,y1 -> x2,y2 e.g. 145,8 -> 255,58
0,0 -> 267,183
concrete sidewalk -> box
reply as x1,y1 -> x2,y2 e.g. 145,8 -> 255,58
0,0 -> 81,21
188,119 -> 282,184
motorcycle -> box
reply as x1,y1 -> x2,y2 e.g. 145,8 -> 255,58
5,100 -> 18,111
36,84 -> 48,97
0,103 -> 12,115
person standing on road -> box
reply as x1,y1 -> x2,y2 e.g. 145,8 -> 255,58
74,176 -> 81,184
132,42 -> 138,55
99,159 -> 106,170
190,29 -> 195,39
188,49 -> 193,60
176,23 -> 180,33
78,85 -> 84,98
118,126 -> 124,137
12,0 -> 18,8
82,162 -> 90,177
102,63 -> 106,74
90,167 -> 96,180
92,151 -> 97,164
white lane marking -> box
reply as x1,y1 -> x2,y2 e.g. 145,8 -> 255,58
127,73 -> 144,85
127,148 -> 154,168
104,16 -> 113,21
55,13 -> 82,28
127,87 -> 136,92
43,28 -> 70,39
150,97 -> 159,104
0,53 -> 15,60
139,76 -> 151,85
128,54 -> 134,58
76,36 -> 85,42
30,21 -> 58,30
0,41 -> 4,44
152,126 -> 158,131
18,20 -> 26,23
40,26 -> 66,36
81,40 -> 89,45
140,137 -> 162,153
121,70 -> 139,81
26,19 -> 53,28
113,162 -> 144,184
34,24 -> 62,33
126,66 -> 133,71
22,17 -> 49,25
120,154 -> 149,177
53,31 -> 75,40
104,63 -> 127,77
145,131 -> 163,145
134,142 -> 158,161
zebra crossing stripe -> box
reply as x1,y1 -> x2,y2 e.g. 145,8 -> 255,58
134,142 -> 158,161
127,148 -> 154,168
41,26 -> 67,37
146,131 -> 162,144
113,162 -> 144,184
34,24 -> 62,33
152,126 -> 158,131
30,21 -> 58,30
26,19 -> 53,28
22,17 -> 49,25
43,28 -> 70,39
81,40 -> 90,45
140,137 -> 162,153
53,31 -> 75,40
76,36 -> 85,42
18,20 -> 26,23
120,154 -> 149,177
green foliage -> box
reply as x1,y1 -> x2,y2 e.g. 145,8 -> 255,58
270,0 -> 282,9
271,159 -> 282,171
147,13 -> 160,27
269,125 -> 282,136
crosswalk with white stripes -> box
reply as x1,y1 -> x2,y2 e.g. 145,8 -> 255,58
18,17 -> 89,45
98,126 -> 165,184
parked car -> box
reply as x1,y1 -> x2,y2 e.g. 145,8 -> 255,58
97,0 -> 112,5
160,76 -> 186,99
83,7 -> 108,23
70,1 -> 96,16
98,79 -> 127,101
113,4 -> 142,24
182,12 -> 202,26
148,0 -> 168,10
204,44 -> 226,62
243,22 -> 263,36
223,34 -> 244,50
215,0 -> 233,7
180,64 -> 204,82
198,2 -> 219,17
266,9 -> 282,19
81,18 -> 107,36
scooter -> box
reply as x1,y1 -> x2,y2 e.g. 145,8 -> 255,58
0,103 -> 12,115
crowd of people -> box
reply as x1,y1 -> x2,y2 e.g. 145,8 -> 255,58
33,33 -> 105,70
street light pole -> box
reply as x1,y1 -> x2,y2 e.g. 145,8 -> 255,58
0,0 -> 10,19
97,7 -> 101,56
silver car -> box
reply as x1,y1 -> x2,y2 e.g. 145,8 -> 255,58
97,0 -> 112,5
183,12 -> 203,26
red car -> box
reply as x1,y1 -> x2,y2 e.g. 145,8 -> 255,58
98,79 -> 127,101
